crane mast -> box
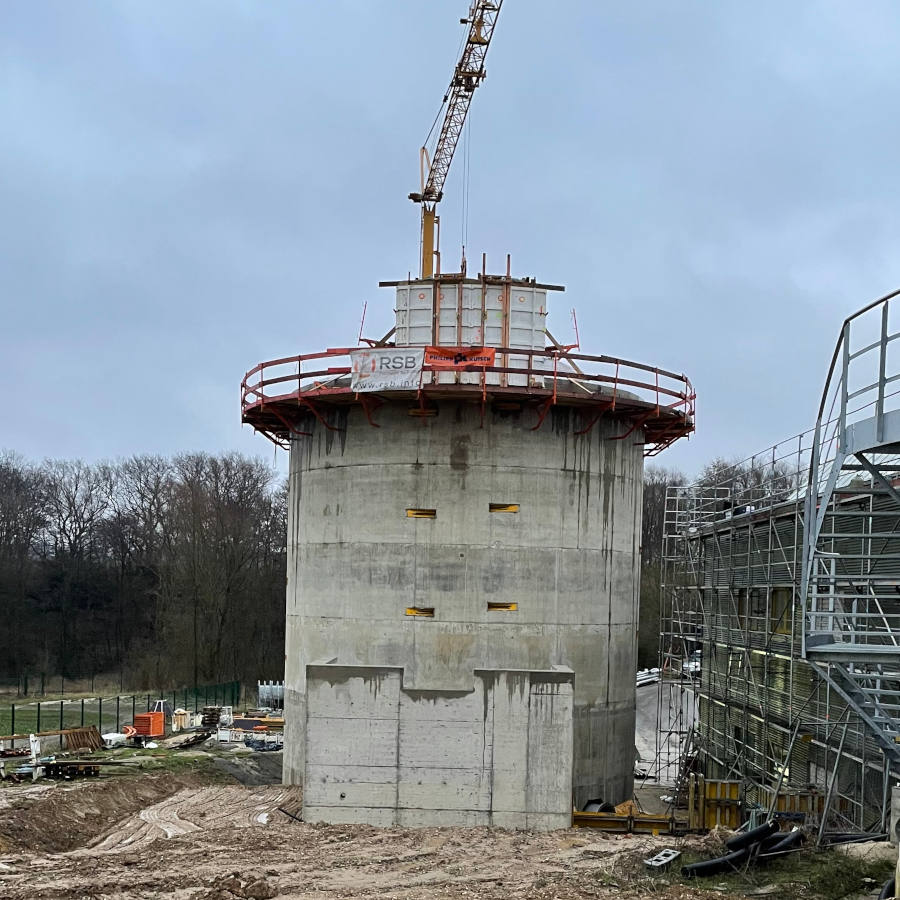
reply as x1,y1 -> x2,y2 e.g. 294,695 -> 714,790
409,1 -> 503,278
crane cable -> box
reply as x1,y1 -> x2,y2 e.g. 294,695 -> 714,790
461,112 -> 471,258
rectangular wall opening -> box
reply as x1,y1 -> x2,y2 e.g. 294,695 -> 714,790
405,607 -> 435,617
406,508 -> 436,518
489,503 -> 519,513
487,602 -> 518,611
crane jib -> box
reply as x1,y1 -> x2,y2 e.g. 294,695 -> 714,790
412,1 -> 503,278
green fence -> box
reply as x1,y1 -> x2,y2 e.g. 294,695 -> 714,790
0,680 -> 241,742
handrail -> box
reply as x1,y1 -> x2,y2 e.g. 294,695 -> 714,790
240,344 -> 695,424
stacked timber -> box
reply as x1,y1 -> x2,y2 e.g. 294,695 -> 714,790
201,706 -> 222,728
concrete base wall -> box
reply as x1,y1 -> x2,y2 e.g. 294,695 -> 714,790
303,664 -> 574,830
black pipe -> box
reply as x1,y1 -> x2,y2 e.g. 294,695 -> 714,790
877,877 -> 895,900
759,832 -> 788,852
725,821 -> 779,851
758,830 -> 804,860
681,847 -> 750,878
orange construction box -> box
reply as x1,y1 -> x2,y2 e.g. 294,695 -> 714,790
132,712 -> 165,738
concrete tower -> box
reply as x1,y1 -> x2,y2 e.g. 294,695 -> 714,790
242,267 -> 694,826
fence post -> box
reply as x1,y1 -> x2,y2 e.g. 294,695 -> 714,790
98,697 -> 102,733
59,700 -> 63,732
80,699 -> 84,727
132,695 -> 136,725
146,694 -> 150,712
10,704 -> 14,736
172,690 -> 176,713
36,701 -> 41,733
116,696 -> 120,732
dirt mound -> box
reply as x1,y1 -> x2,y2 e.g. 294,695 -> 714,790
0,773 -> 198,853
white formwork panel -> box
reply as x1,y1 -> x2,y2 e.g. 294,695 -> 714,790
483,287 -> 505,348
499,285 -> 549,386
395,285 -> 434,346
436,286 -> 458,345
508,287 -> 548,351
394,281 -> 549,386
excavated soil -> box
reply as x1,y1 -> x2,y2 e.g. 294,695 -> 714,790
0,774 -> 891,900
0,773 -> 202,853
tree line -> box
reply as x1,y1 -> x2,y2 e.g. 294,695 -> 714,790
0,445 -> 797,688
0,451 -> 286,692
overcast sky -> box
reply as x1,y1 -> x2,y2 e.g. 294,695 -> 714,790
4,0 -> 900,477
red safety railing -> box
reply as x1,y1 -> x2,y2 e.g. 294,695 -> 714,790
241,345 -> 695,455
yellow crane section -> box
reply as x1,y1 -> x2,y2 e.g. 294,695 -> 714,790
408,1 -> 503,278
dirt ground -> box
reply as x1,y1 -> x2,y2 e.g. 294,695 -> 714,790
0,756 -> 894,900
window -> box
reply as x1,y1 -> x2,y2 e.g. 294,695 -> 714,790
487,602 -> 517,611
489,503 -> 519,513
405,607 -> 435,617
406,508 -> 436,518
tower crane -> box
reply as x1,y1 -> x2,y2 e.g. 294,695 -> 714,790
408,1 -> 503,279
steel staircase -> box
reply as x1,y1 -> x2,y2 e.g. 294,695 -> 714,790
802,292 -> 900,769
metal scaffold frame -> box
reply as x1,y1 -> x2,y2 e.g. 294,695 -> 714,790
656,289 -> 900,836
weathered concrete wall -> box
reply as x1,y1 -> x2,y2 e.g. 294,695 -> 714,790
284,401 -> 643,809
303,664 -> 574,829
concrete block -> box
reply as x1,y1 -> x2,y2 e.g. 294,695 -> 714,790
398,718 -> 489,769
489,810 -> 528,830
305,717 -> 399,767
306,666 -> 401,719
399,688 -> 486,722
396,808 -> 490,827
304,772 -> 398,808
526,812 -> 573,831
397,766 -> 492,811
303,805 -> 397,827
302,661 -> 575,828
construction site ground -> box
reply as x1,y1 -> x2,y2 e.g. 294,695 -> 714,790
0,746 -> 895,900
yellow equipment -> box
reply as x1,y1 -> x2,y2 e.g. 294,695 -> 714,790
408,1 -> 503,278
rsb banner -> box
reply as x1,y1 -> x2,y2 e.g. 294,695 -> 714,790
350,348 -> 424,392
424,346 -> 496,369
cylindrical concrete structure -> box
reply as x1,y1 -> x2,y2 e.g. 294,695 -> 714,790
283,401 -> 643,807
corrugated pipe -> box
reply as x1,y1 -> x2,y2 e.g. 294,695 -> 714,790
682,821 -> 779,879
758,829 -> 804,860
877,877 -> 895,900
724,821 -> 780,851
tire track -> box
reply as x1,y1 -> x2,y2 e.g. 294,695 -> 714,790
78,785 -> 295,855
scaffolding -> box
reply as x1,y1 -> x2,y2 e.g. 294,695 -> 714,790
658,289 -> 900,835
